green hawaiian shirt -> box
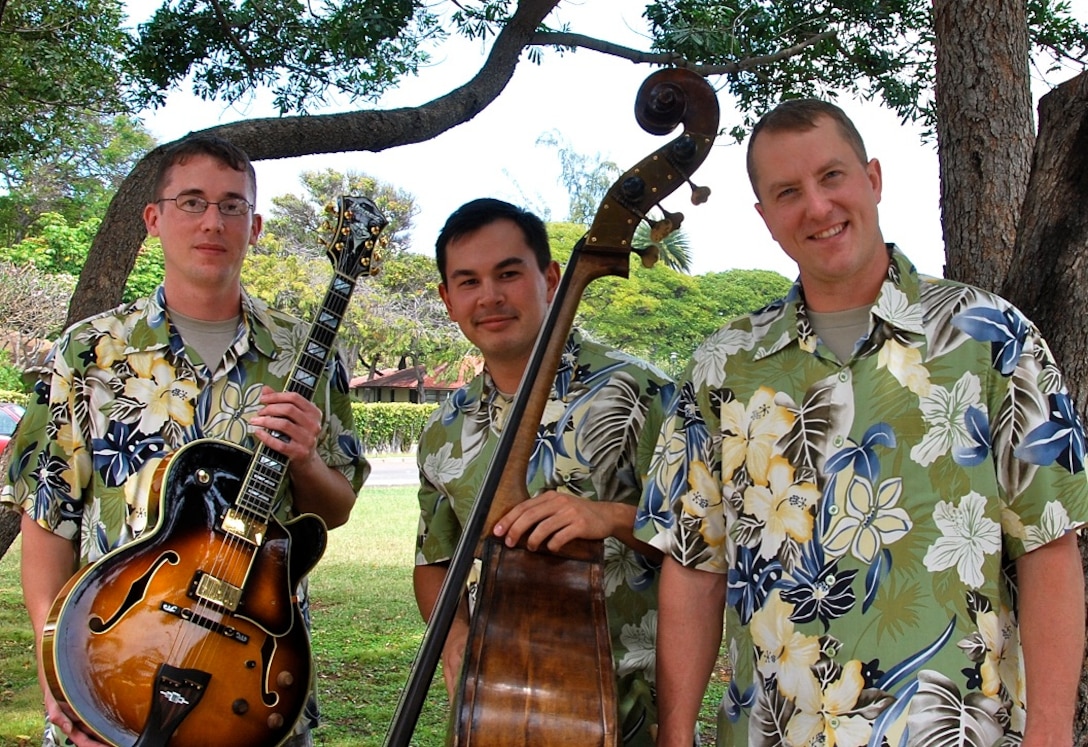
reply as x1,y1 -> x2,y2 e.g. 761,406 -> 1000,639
2,286 -> 366,738
636,248 -> 1088,746
416,330 -> 674,745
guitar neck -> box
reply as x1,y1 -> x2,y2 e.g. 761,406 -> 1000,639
237,270 -> 356,519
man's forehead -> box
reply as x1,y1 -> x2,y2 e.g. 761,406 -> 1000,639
161,156 -> 255,196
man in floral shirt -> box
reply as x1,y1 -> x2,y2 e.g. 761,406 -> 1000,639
3,135 -> 366,747
638,100 -> 1088,747
414,198 -> 673,745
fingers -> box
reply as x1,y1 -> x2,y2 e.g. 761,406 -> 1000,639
494,491 -> 610,552
250,389 -> 322,461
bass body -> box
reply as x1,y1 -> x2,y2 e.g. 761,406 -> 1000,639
43,438 -> 326,747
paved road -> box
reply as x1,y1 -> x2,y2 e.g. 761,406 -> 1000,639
365,455 -> 419,486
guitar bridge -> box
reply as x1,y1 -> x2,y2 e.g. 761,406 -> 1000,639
192,572 -> 243,612
221,508 -> 267,545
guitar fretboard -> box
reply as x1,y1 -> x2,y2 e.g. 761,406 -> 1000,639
229,195 -> 386,523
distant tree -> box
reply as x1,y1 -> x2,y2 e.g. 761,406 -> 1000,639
0,260 -> 75,370
0,113 -> 155,246
0,0 -> 131,158
263,169 -> 418,258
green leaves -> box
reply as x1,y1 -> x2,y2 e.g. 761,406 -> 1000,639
127,0 -> 442,114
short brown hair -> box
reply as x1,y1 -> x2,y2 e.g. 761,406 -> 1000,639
151,135 -> 257,202
746,99 -> 868,198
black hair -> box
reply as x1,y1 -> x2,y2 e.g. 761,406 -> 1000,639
434,198 -> 550,283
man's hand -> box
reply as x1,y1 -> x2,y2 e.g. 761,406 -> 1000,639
44,692 -> 111,747
492,490 -> 619,553
250,387 -> 323,465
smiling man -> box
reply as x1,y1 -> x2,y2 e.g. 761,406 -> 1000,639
638,99 -> 1088,747
4,135 -> 366,747
413,198 -> 673,745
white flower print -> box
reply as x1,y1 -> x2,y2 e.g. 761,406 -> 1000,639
873,285 -> 924,333
910,372 -> 982,467
423,441 -> 464,490
617,610 -> 657,682
922,491 -> 1001,588
1023,500 -> 1074,552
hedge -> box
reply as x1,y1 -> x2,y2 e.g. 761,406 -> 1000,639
352,402 -> 438,454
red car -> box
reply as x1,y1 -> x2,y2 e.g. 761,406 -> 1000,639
0,401 -> 24,454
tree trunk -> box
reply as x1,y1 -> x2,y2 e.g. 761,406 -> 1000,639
999,70 -> 1088,742
932,0 -> 1034,289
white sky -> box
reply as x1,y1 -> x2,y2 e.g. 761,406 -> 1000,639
128,0 -> 1086,280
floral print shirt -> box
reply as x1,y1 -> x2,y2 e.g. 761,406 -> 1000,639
416,330 -> 674,745
636,248 -> 1088,747
4,286 -> 365,557
2,286 -> 366,738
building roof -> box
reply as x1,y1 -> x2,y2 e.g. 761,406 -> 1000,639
350,358 -> 482,391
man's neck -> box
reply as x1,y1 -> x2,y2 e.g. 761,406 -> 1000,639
163,280 -> 243,321
485,357 -> 529,397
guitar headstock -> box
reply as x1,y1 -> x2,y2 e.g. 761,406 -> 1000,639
323,195 -> 389,280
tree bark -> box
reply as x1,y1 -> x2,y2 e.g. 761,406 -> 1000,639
999,71 -> 1088,742
66,0 -> 562,325
932,0 -> 1034,289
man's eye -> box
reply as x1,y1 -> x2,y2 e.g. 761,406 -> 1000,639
220,199 -> 248,215
178,197 -> 205,210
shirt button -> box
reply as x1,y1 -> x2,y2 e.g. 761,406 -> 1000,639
833,435 -> 844,447
828,505 -> 840,515
838,370 -> 851,383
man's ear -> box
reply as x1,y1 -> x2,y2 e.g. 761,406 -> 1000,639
544,260 -> 561,301
438,283 -> 454,317
144,203 -> 161,236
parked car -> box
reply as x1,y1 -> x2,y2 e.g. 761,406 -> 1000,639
0,401 -> 25,454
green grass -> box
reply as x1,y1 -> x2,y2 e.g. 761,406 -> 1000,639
0,486 -> 727,746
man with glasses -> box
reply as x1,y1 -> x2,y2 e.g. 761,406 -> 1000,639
3,135 -> 367,747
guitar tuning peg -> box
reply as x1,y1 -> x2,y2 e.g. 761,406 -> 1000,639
324,202 -> 337,214
648,207 -> 684,242
633,244 -> 660,269
319,221 -> 331,232
690,184 -> 711,205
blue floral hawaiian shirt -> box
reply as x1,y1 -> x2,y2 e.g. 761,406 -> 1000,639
636,248 -> 1088,746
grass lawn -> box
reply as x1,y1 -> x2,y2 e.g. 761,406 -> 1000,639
0,485 -> 727,746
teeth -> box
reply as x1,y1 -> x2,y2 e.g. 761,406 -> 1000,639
813,224 -> 844,240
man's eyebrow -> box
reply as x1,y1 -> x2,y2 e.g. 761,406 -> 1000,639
447,256 -> 529,278
170,187 -> 249,200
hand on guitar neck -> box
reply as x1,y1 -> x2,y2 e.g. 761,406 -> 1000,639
249,386 -> 356,529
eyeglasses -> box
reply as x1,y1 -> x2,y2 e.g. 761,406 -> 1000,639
157,195 -> 253,216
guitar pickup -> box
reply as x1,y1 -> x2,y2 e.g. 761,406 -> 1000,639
220,508 -> 266,546
191,572 -> 243,612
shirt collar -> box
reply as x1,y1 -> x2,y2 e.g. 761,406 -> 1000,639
752,245 -> 926,361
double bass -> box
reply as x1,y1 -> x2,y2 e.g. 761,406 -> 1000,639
386,68 -> 719,745
41,196 -> 387,747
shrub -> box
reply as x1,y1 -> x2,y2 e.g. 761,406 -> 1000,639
353,402 -> 437,454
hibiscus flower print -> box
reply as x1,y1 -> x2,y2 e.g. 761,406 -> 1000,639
910,372 -> 982,467
785,659 -> 874,747
922,491 -> 1000,588
423,441 -> 464,491
742,455 -> 819,562
721,386 -> 795,485
750,591 -> 821,705
123,351 -> 199,433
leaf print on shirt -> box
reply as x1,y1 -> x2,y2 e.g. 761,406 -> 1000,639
905,670 -> 1004,747
204,380 -> 265,442
617,610 -> 657,682
922,491 -> 1001,588
1022,500 -> 1076,551
952,304 -> 1028,376
91,421 -> 166,488
1013,391 -> 1086,474
910,372 -> 982,467
691,325 -> 754,390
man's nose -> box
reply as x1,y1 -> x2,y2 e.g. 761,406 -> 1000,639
478,278 -> 504,305
199,204 -> 226,230
803,187 -> 834,218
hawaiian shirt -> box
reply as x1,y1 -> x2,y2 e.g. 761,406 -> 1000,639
636,248 -> 1088,746
3,286 -> 367,738
417,330 -> 674,745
